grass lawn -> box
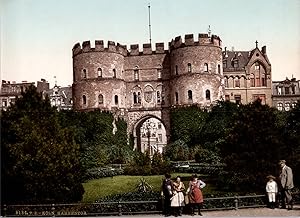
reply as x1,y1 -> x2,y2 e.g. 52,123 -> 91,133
82,173 -> 220,203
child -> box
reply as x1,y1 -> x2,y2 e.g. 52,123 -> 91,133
266,175 -> 278,209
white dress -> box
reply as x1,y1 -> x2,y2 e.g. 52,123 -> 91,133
171,182 -> 185,207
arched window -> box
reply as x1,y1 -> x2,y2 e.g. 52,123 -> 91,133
218,64 -> 221,74
285,103 -> 290,111
113,69 -> 116,78
261,73 -> 266,86
204,63 -> 208,72
82,69 -> 87,79
254,62 -> 260,70
157,91 -> 161,103
82,95 -> 86,105
277,103 -> 283,111
157,69 -> 162,79
133,92 -> 137,104
250,74 -> 255,87
137,92 -> 141,104
256,73 -> 261,87
97,68 -> 102,78
188,63 -> 192,73
175,65 -> 178,75
114,95 -> 119,105
188,90 -> 193,102
175,92 -> 179,104
224,77 -> 229,88
98,94 -> 103,104
206,90 -> 211,100
235,77 -> 240,88
134,66 -> 139,81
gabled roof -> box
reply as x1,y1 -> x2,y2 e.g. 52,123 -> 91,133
222,51 -> 252,71
222,46 -> 271,72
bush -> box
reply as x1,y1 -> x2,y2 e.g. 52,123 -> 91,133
124,151 -> 170,176
163,140 -> 191,161
194,148 -> 221,164
84,167 -> 124,181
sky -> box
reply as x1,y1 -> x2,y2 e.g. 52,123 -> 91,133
1,0 -> 300,87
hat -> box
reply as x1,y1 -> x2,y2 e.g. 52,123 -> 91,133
278,160 -> 286,164
267,175 -> 276,180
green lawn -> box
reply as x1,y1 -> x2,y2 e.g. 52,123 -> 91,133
82,173 -> 218,203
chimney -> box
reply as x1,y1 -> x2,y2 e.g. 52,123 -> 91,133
261,46 -> 266,55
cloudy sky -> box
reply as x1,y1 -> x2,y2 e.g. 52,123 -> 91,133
1,0 -> 300,87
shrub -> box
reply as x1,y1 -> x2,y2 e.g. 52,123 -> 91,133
84,167 -> 124,181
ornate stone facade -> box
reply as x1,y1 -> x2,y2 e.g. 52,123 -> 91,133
72,33 -> 224,151
222,43 -> 272,105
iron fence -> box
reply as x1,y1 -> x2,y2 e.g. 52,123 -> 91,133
1,193 -> 299,217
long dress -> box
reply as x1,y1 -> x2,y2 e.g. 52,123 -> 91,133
188,180 -> 205,204
171,181 -> 185,207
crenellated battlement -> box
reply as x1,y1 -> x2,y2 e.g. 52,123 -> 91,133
169,33 -> 222,49
72,33 -> 222,57
72,40 -> 128,56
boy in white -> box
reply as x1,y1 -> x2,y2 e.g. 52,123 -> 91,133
266,175 -> 278,209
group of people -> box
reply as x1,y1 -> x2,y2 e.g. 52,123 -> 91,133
266,160 -> 294,210
162,173 -> 206,217
162,159 -> 294,216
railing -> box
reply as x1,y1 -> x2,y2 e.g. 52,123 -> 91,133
5,193 -> 298,217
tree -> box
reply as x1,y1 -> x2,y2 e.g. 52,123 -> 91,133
283,101 -> 300,186
219,100 -> 284,191
1,85 -> 84,203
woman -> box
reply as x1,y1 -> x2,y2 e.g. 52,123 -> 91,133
171,176 -> 185,216
186,174 -> 206,216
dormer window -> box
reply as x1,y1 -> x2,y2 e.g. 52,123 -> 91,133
233,60 -> 239,68
223,60 -> 227,69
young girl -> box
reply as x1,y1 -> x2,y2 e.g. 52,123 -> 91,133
266,175 -> 278,209
186,174 -> 206,216
171,176 -> 185,216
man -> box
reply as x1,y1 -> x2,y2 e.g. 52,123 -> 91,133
278,160 -> 294,210
162,173 -> 173,216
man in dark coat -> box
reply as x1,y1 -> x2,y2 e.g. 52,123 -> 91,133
162,173 -> 173,216
278,160 -> 294,210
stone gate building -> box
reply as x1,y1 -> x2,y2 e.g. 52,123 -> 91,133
72,33 -> 224,153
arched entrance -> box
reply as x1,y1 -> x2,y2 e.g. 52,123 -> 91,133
133,115 -> 167,156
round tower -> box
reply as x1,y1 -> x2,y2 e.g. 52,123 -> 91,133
72,40 -> 127,111
169,34 -> 224,106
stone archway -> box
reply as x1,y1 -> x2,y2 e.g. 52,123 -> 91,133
132,115 -> 167,155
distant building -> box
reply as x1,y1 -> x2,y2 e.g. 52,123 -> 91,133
43,84 -> 73,111
0,80 -> 34,111
0,78 -> 73,111
272,77 -> 300,111
222,42 -> 272,105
